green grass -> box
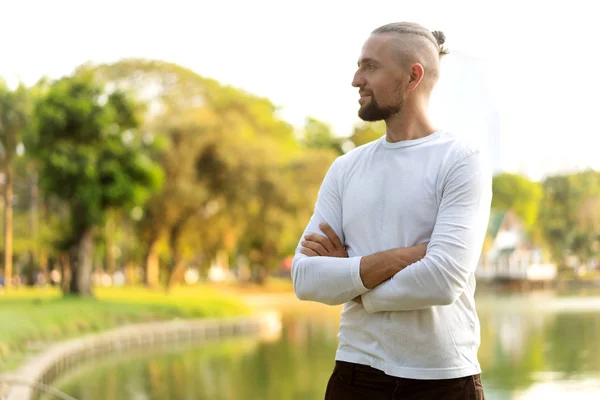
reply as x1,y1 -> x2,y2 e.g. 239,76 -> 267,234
0,286 -> 251,372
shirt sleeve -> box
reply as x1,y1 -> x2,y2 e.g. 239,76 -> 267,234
361,148 -> 492,313
290,157 -> 369,306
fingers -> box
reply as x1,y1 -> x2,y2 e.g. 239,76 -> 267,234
301,240 -> 328,256
300,247 -> 318,257
304,233 -> 335,252
319,223 -> 344,249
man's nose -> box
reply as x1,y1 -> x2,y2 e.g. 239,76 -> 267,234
352,71 -> 364,88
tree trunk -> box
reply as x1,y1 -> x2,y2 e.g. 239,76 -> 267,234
105,216 -> 116,274
60,254 -> 71,293
3,167 -> 13,288
165,211 -> 195,290
125,262 -> 136,285
167,258 -> 187,290
68,229 -> 94,296
39,251 -> 48,284
29,169 -> 41,283
252,265 -> 269,285
25,250 -> 37,286
145,239 -> 160,288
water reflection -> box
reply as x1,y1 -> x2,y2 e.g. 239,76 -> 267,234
50,290 -> 600,399
477,291 -> 600,397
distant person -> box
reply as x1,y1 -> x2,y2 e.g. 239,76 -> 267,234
291,22 -> 491,399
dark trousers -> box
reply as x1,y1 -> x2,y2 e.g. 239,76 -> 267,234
324,361 -> 485,400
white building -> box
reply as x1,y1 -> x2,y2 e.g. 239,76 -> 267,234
477,210 -> 557,282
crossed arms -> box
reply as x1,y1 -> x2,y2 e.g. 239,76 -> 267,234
290,149 -> 492,312
300,223 -> 427,306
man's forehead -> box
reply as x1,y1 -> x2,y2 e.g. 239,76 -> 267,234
359,34 -> 395,61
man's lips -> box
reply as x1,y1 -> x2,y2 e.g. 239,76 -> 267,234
359,94 -> 371,104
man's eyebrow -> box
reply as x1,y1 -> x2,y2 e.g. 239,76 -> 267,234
357,57 -> 379,67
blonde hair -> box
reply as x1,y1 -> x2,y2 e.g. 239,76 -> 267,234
372,22 -> 449,58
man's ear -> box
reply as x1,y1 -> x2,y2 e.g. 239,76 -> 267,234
407,63 -> 425,91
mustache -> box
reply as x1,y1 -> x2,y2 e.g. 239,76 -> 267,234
359,90 -> 373,96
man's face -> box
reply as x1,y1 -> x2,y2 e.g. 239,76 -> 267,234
352,34 -> 409,122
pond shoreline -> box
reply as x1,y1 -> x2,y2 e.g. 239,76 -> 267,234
0,312 -> 281,400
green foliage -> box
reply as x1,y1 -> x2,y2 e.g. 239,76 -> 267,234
301,117 -> 344,155
32,73 -> 163,233
0,81 -> 30,164
0,80 -> 33,286
539,170 -> 600,265
83,59 -> 338,283
350,121 -> 385,147
489,171 -> 600,266
492,173 -> 543,230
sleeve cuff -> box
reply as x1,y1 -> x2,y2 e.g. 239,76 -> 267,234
350,256 -> 369,295
361,289 -> 376,313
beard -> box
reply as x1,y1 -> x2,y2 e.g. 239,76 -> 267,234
358,95 -> 404,122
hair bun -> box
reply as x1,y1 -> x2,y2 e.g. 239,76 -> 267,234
431,31 -> 446,46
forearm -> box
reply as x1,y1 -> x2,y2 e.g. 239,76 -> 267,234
291,255 -> 368,305
361,251 -> 469,312
359,244 -> 427,289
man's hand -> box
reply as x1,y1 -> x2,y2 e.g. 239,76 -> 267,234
300,223 -> 348,258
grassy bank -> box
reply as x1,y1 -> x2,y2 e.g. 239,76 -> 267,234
0,285 -> 252,372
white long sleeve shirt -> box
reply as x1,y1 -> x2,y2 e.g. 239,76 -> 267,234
291,130 -> 492,380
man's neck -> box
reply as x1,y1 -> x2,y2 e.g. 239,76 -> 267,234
384,106 -> 437,143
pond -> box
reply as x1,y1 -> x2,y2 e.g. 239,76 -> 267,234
49,288 -> 600,399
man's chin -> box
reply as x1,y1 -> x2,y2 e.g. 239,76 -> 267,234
358,109 -> 385,122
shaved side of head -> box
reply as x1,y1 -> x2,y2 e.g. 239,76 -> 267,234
372,22 -> 448,91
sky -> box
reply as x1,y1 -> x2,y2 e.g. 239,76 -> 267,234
1,0 -> 598,180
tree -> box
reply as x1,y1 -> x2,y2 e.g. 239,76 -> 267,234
349,121 -> 385,147
0,81 -> 30,288
538,175 -> 573,266
301,117 -> 344,155
568,170 -> 600,264
491,173 -> 543,231
539,170 -> 600,267
31,73 -> 162,296
80,59 -> 238,287
83,59 -> 319,286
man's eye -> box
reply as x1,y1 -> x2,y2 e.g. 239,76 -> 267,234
366,64 -> 376,70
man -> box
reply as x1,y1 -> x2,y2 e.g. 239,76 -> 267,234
291,22 -> 491,399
